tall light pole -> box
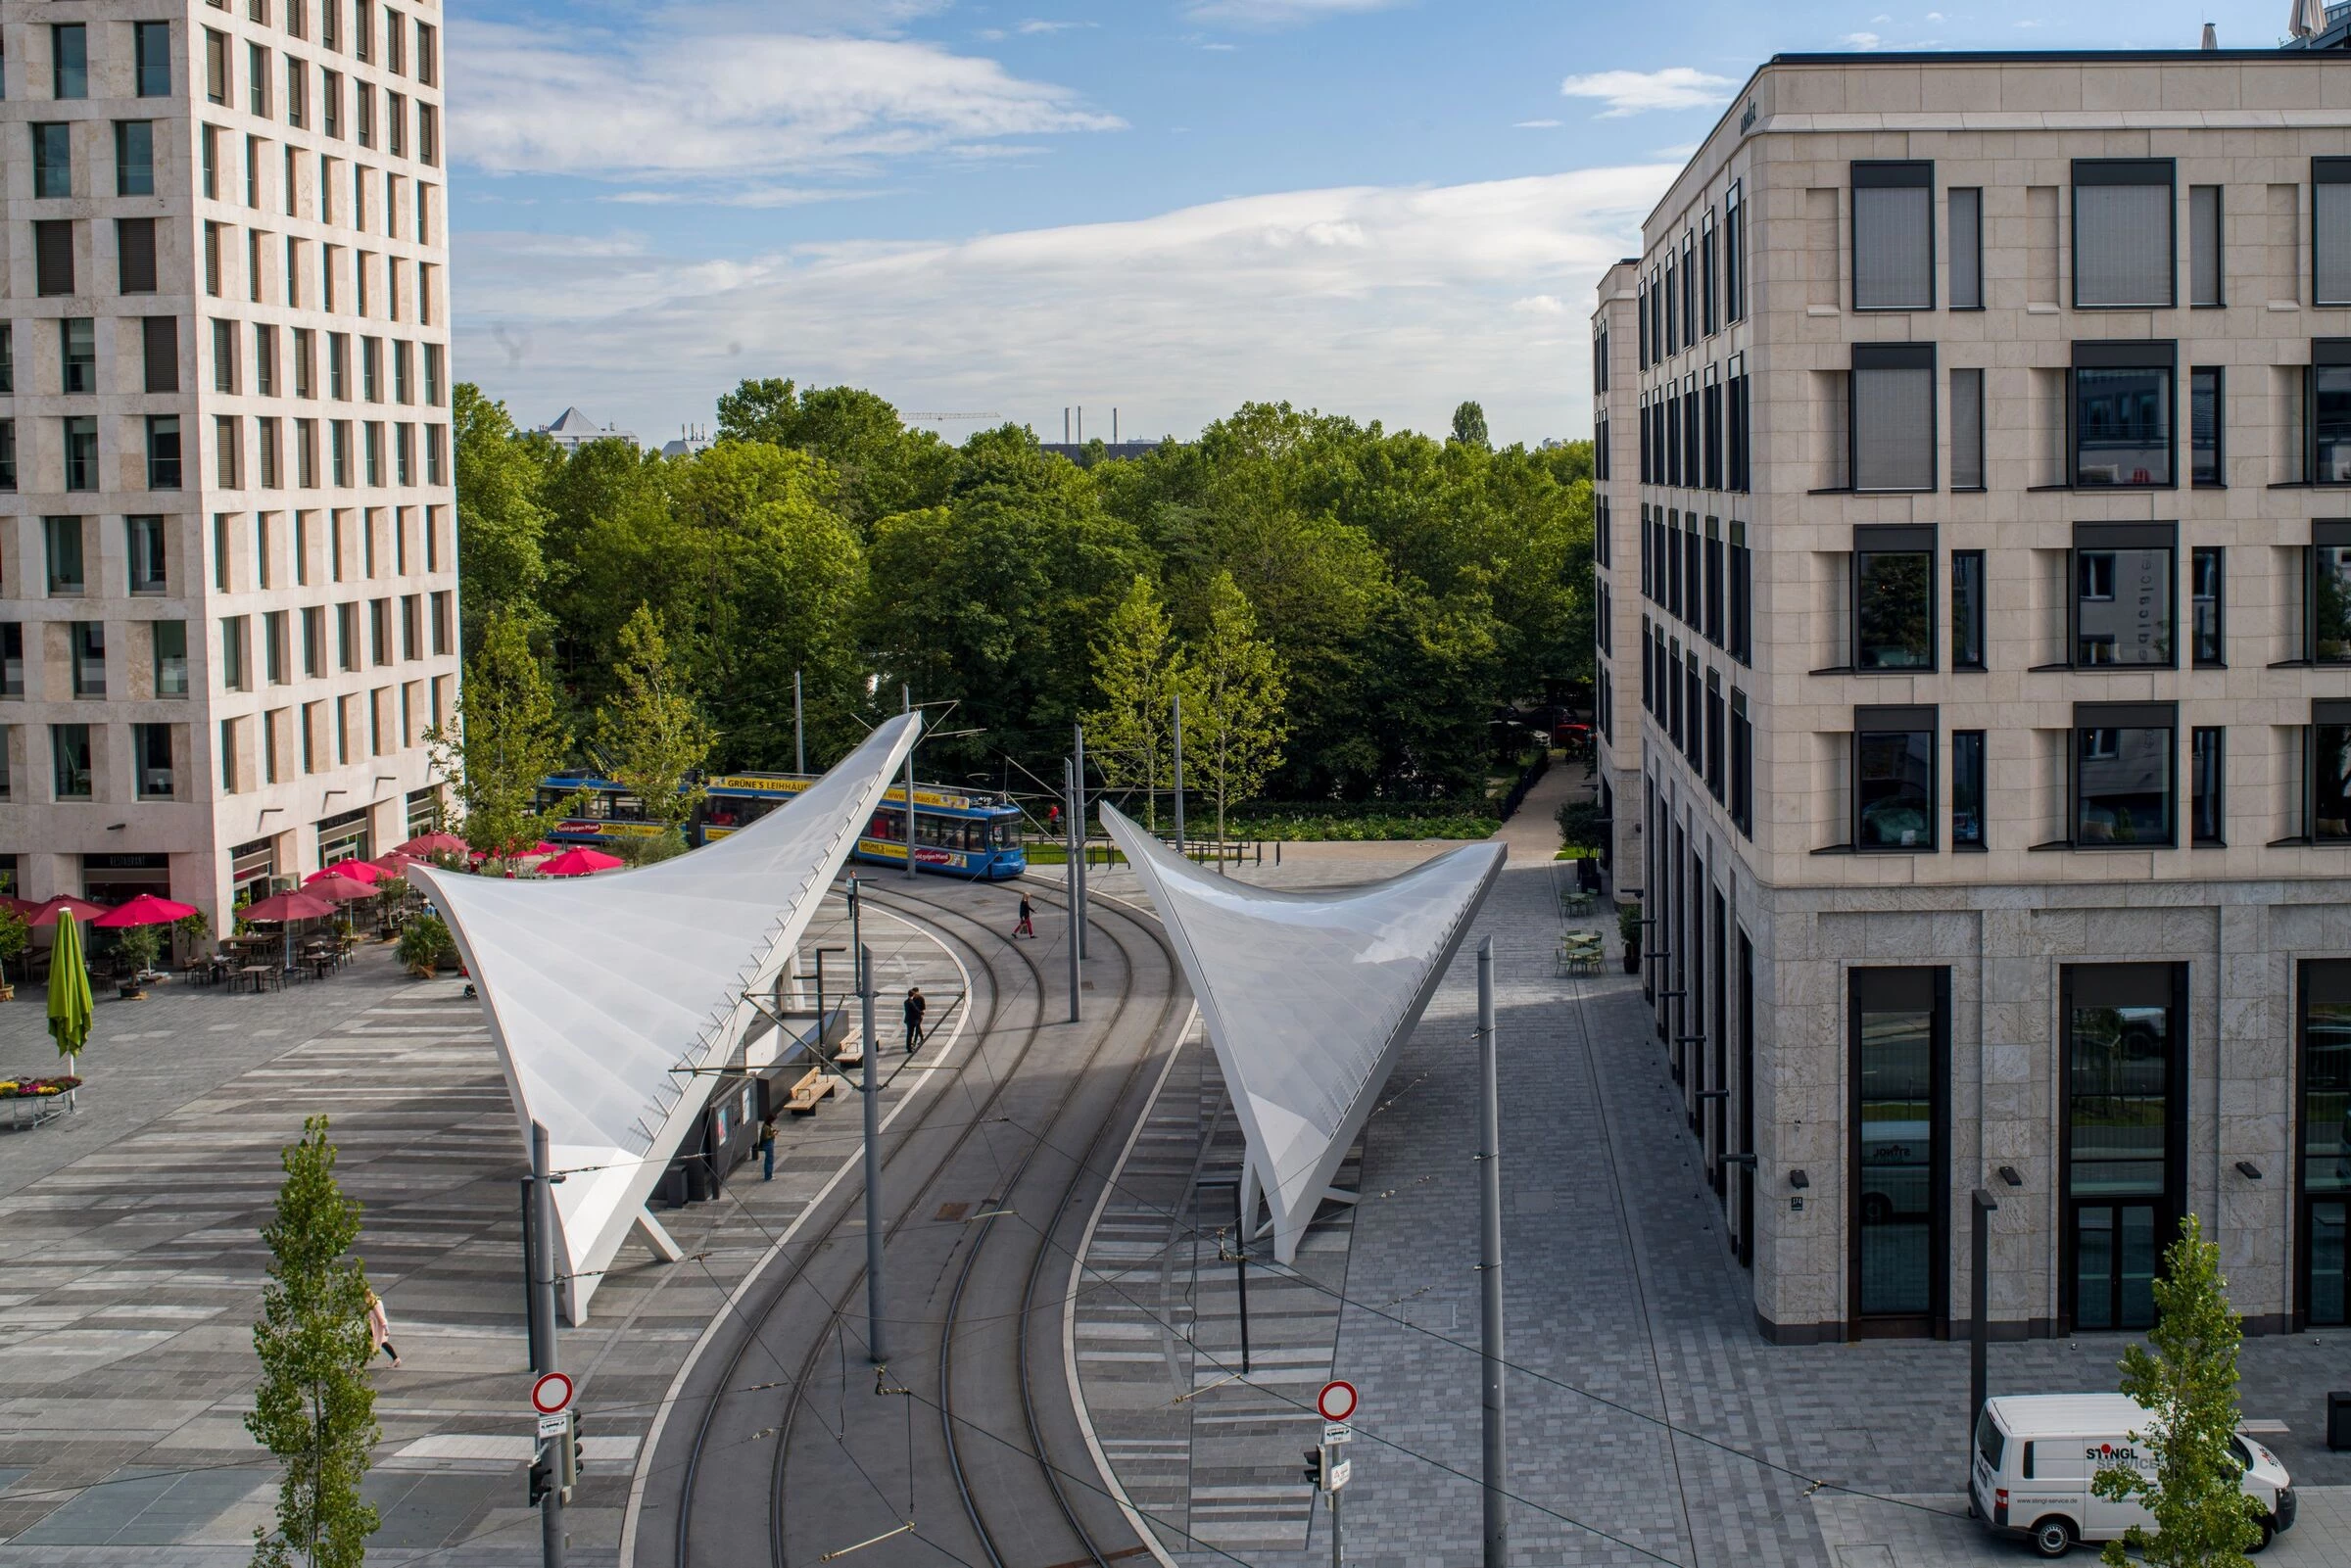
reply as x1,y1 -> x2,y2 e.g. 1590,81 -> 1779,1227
1476,936 -> 1507,1568
1071,724 -> 1088,959
851,879 -> 887,1362
900,686 -> 917,880
1064,758 -> 1081,1023
1173,690 -> 1185,856
793,670 -> 805,775
531,1122 -> 565,1568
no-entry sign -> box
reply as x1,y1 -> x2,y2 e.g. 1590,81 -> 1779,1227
531,1371 -> 575,1416
1317,1379 -> 1358,1423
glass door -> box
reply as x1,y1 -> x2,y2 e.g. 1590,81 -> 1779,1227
1849,967 -> 1949,1335
2299,962 -> 2351,1327
2062,964 -> 2185,1333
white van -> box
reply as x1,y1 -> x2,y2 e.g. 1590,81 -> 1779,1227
1971,1394 -> 2294,1558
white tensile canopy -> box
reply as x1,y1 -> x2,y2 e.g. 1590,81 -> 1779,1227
1098,802 -> 1503,1263
408,713 -> 920,1321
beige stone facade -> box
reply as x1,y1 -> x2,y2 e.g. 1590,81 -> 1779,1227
0,0 -> 456,925
1594,50 -> 2351,1342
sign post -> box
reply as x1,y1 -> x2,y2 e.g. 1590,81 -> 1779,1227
1316,1382 -> 1357,1568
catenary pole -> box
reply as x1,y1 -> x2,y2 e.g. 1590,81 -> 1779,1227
1972,1188 -> 1997,1441
861,927 -> 888,1361
532,1122 -> 565,1568
793,670 -> 804,775
1477,936 -> 1507,1568
1173,690 -> 1185,855
1072,724 -> 1088,959
900,686 -> 917,879
1064,759 -> 1081,1022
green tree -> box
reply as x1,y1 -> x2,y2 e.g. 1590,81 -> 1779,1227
0,905 -> 25,989
424,605 -> 569,858
2092,1212 -> 2266,1566
451,384 -> 556,650
716,377 -> 955,527
1185,570 -> 1287,843
247,1117 -> 379,1568
1450,400 -> 1491,450
1085,576 -> 1185,831
595,605 -> 714,833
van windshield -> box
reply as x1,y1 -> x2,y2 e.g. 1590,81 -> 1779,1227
2229,1435 -> 2253,1474
1976,1409 -> 2005,1471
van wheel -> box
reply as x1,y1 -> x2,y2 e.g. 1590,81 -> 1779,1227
2249,1521 -> 2275,1555
2030,1518 -> 2075,1558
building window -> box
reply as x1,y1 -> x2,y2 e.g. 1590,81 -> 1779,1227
1849,967 -> 1948,1327
336,601 -> 359,671
203,221 -> 221,296
1723,179 -> 1745,323
0,421 -> 16,493
51,724 -> 91,799
135,22 -> 172,98
2189,366 -> 2223,487
220,615 -> 248,690
2072,341 -> 2175,488
431,590 -> 451,654
1854,705 -> 1936,851
331,421 -> 351,486
30,123 -> 70,199
1947,187 -> 1983,309
126,516 -> 167,594
1853,526 -> 1936,672
2188,184 -> 2224,307
370,598 -> 391,665
2073,159 -> 2175,309
2072,523 -> 2175,669
33,220 -> 73,297
1727,358 -> 1751,492
1704,671 -> 1724,800
70,621 -> 105,697
264,609 -> 288,686
205,27 -> 229,105
2315,701 -> 2351,842
44,516 -> 84,594
153,619 -> 187,697
0,625 -> 19,698
1852,161 -> 1933,310
2312,340 -> 2351,484
1729,689 -> 1751,837
1949,367 -> 1984,490
1851,344 -> 1936,492
114,121 -> 155,198
424,424 -> 445,485
394,422 -> 412,485
2190,727 -> 2224,846
119,216 -> 158,295
1728,520 -> 1751,663
142,319 -> 178,398
220,719 -> 239,794
2298,965 -> 2351,1326
2072,701 -> 2176,848
213,514 -> 231,592
1952,729 -> 1986,848
216,415 -> 240,488
2314,522 -> 2351,662
2318,160 -> 2351,309
134,724 -> 173,798
50,25 -> 85,100
2062,964 -> 2185,1332
2190,546 -> 2223,667
364,421 -> 382,485
59,318 -> 92,394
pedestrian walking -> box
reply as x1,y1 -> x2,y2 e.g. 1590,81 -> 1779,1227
1014,893 -> 1035,939
903,986 -> 928,1053
758,1114 -> 779,1180
364,1287 -> 401,1368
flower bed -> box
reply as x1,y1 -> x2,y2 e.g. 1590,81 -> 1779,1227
0,1074 -> 82,1099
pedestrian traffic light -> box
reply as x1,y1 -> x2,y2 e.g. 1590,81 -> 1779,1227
1302,1447 -> 1324,1490
560,1409 -> 584,1496
528,1449 -> 555,1507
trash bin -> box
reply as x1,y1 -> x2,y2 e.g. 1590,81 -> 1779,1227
2329,1392 -> 2351,1451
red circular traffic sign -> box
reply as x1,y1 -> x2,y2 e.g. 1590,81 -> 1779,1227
531,1371 -> 575,1415
1317,1380 -> 1358,1423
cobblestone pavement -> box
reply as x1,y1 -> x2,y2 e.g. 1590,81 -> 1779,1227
1075,764 -> 2351,1567
0,896 -> 965,1567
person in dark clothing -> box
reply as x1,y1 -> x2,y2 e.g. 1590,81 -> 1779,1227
758,1116 -> 779,1180
904,986 -> 928,1052
1015,893 -> 1035,939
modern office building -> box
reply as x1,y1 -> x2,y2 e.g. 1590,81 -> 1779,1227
1593,47 -> 2351,1343
1,0 -> 456,920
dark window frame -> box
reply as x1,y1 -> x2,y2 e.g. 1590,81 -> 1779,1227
2293,961 -> 2351,1328
2070,700 -> 2179,849
2190,545 -> 2224,668
1948,185 -> 1984,309
2191,725 -> 2225,846
1952,729 -> 1987,849
2315,160 -> 2351,309
2190,364 -> 2224,488
1853,524 -> 1939,674
2071,339 -> 2179,491
1851,160 -> 1936,312
1850,343 -> 1939,494
1951,548 -> 1987,671
2071,158 -> 2178,310
1847,965 -> 1951,1333
2069,521 -> 2179,671
2058,963 -> 2188,1334
2311,698 -> 2351,844
1853,703 -> 1939,853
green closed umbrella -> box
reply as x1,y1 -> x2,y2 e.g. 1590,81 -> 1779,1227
46,912 -> 92,1066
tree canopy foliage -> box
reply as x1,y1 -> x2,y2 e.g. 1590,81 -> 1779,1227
452,383 -> 1592,807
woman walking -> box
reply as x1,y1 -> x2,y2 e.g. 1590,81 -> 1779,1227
1014,892 -> 1035,939
365,1287 -> 401,1368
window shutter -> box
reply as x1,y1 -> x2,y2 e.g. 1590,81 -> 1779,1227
1853,347 -> 1938,492
1853,164 -> 1934,309
1948,188 -> 1983,309
143,316 -> 177,394
34,219 -> 74,296
1950,368 -> 1984,489
2073,164 -> 2175,308
117,215 -> 157,294
2316,161 -> 2351,308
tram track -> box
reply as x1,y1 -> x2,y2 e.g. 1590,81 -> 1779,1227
637,872 -> 1182,1568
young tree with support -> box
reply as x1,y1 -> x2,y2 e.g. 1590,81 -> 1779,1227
596,603 -> 715,856
2091,1212 -> 2266,1566
248,1116 -> 380,1568
1084,576 -> 1185,831
1186,570 -> 1288,849
423,605 -> 570,860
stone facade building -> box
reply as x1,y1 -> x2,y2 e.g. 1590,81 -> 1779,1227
0,0 -> 456,921
1592,48 -> 2351,1342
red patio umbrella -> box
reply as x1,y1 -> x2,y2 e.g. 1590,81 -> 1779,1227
0,893 -> 39,921
238,890 -> 339,925
303,875 -> 377,903
308,860 -> 382,885
537,846 -> 625,878
395,832 -> 468,857
29,895 -> 111,927
92,893 -> 200,927
370,851 -> 418,874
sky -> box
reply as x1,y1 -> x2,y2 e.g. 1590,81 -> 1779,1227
449,1 -> 2295,450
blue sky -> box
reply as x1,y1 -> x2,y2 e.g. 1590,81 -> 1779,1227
449,0 -> 2285,448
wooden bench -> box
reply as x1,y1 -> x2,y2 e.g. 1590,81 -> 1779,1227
785,1066 -> 840,1115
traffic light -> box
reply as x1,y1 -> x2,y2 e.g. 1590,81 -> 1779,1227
1302,1447 -> 1324,1490
527,1449 -> 555,1507
560,1409 -> 584,1497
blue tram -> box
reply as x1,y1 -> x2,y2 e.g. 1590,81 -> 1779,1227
535,772 -> 1028,879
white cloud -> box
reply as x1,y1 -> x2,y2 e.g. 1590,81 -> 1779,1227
1558,67 -> 1738,119
451,21 -> 1123,178
600,185 -> 889,209
1184,0 -> 1408,24
1843,31 -> 1883,48
1017,18 -> 1092,32
1512,119 -> 1562,129
456,165 -> 1675,446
